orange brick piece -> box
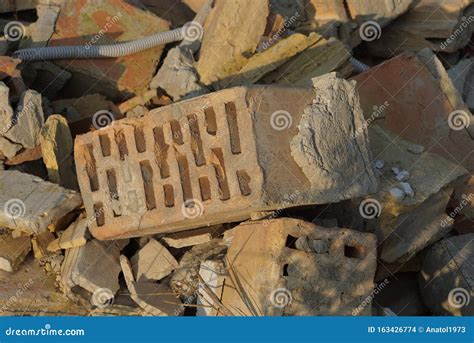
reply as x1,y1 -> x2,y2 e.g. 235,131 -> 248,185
75,82 -> 378,240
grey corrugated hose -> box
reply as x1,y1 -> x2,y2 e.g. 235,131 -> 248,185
13,27 -> 187,61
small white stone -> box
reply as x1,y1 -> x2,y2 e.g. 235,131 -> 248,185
391,167 -> 401,175
396,170 -> 410,181
375,160 -> 385,169
389,187 -> 405,202
399,182 -> 414,197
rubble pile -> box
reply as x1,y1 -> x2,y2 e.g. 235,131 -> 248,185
0,0 -> 472,317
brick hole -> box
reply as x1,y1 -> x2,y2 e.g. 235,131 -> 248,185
93,202 -> 105,226
236,170 -> 251,196
282,263 -> 289,276
225,102 -> 241,154
106,169 -> 118,200
134,126 -> 146,153
140,160 -> 156,210
344,244 -> 366,259
210,148 -> 230,200
163,184 -> 174,207
99,134 -> 111,157
152,126 -> 170,178
170,120 -> 184,145
114,129 -> 129,160
204,107 -> 217,135
187,113 -> 205,166
198,176 -> 211,201
177,154 -> 193,201
285,235 -> 297,249
85,144 -> 99,192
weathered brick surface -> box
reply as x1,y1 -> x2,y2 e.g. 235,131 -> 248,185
49,0 -> 170,100
220,218 -> 377,316
75,84 -> 378,239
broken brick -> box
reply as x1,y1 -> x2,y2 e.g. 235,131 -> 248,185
74,81 -> 377,239
220,218 -> 377,315
130,238 -> 178,282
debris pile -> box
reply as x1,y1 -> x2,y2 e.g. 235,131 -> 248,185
0,0 -> 472,317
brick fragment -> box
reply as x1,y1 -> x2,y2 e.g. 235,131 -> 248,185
75,82 -> 378,239
220,218 -> 377,316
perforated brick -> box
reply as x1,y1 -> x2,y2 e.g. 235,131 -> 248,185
75,84 -> 378,239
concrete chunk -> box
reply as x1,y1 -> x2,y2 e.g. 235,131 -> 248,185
0,170 -> 82,235
61,239 -> 125,297
4,90 -> 44,149
0,234 -> 31,272
220,218 -> 377,316
341,126 -> 466,264
75,84 -> 378,239
196,0 -> 269,86
40,114 -> 77,189
419,234 -> 474,316
120,255 -> 181,316
131,238 -> 178,282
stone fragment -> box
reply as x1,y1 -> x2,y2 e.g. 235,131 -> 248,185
226,33 -> 321,87
389,188 -> 405,202
0,136 -> 22,159
341,126 -> 466,264
120,255 -> 182,316
262,37 -> 352,86
49,0 -> 170,100
399,182 -> 414,197
367,0 -> 474,56
374,160 -> 384,169
396,170 -> 410,182
162,225 -> 225,248
0,170 -> 82,235
20,4 -> 60,49
196,0 -> 269,86
31,230 -> 55,260
61,239 -> 125,297
448,58 -> 474,112
0,234 -> 31,272
353,50 -> 474,218
196,260 -> 226,316
40,114 -> 77,189
151,46 -> 209,101
303,0 -> 351,40
75,83 -> 378,239
346,0 -> 413,28
3,89 -> 44,149
220,218 -> 377,316
419,234 -> 474,316
48,216 -> 88,251
131,238 -> 178,282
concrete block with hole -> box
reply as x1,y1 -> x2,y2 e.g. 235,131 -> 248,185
219,218 -> 377,316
